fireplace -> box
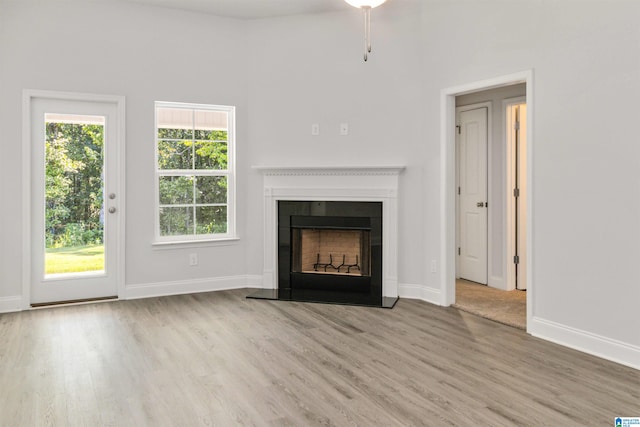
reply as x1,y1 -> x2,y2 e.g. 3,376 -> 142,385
273,201 -> 386,306
248,165 -> 403,308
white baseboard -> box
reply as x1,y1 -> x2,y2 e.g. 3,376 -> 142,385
0,296 -> 23,313
530,316 -> 640,370
398,283 -> 442,305
124,274 -> 262,300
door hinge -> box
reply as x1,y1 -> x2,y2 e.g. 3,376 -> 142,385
514,121 -> 520,131
456,125 -> 461,134
513,188 -> 520,198
514,255 -> 520,264
458,186 -> 461,195
458,247 -> 461,256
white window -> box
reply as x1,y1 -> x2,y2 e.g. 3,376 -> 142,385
155,102 -> 235,242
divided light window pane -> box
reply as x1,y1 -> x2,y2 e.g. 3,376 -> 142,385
155,102 -> 234,240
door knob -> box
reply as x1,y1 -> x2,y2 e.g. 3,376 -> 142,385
109,193 -> 116,200
477,202 -> 485,208
108,207 -> 116,213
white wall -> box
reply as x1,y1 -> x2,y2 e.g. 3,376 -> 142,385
245,0 -> 640,366
0,0 -> 252,304
1,0 -> 638,368
420,0 -> 640,365
245,0 -> 427,291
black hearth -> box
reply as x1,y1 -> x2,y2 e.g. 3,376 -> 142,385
248,200 -> 397,308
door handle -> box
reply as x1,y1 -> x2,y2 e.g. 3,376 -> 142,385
477,202 -> 485,208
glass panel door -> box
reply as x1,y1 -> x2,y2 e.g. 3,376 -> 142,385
30,96 -> 121,305
44,114 -> 106,277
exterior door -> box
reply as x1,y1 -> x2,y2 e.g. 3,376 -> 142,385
457,107 -> 488,284
29,95 -> 122,305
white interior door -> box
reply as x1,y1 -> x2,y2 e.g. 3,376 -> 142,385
457,107 -> 488,284
29,96 -> 121,305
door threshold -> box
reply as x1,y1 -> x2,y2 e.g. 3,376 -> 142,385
31,295 -> 118,309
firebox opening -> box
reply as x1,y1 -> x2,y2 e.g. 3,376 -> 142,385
292,229 -> 371,277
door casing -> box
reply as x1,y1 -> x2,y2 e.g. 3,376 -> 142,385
440,70 -> 534,331
22,90 -> 126,308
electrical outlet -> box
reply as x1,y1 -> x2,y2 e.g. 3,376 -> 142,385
189,253 -> 198,266
311,123 -> 320,136
340,123 -> 349,135
430,259 -> 437,273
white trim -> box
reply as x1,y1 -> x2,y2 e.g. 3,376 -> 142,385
22,92 -> 32,309
116,93 -> 127,302
0,296 -> 23,313
398,283 -> 441,305
440,88 -> 456,307
22,89 -> 126,309
154,102 -> 237,243
268,187 -> 397,199
503,96 -> 527,292
488,275 -> 505,290
151,237 -> 240,248
530,317 -> 640,370
155,100 -> 234,111
440,70 -> 534,330
253,165 -> 405,176
124,275 -> 262,300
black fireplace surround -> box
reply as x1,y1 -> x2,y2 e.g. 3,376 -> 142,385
248,200 -> 397,308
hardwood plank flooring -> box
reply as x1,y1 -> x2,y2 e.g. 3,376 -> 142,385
0,289 -> 638,426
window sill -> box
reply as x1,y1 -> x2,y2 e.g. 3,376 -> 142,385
152,237 -> 240,250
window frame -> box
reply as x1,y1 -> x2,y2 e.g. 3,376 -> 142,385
154,101 -> 236,244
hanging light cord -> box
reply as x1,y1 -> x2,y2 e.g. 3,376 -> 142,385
345,0 -> 387,61
363,6 -> 372,61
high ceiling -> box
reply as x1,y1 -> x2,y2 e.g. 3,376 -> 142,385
122,0 -> 352,20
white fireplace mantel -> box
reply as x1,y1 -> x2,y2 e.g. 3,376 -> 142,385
253,165 -> 405,176
255,165 -> 405,298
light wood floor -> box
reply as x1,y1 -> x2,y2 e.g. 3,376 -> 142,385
0,289 -> 638,426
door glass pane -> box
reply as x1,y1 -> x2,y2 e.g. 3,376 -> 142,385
44,114 -> 106,276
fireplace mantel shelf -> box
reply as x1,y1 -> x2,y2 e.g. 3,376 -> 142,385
252,165 -> 405,176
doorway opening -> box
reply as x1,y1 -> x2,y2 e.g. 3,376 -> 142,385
441,71 -> 533,331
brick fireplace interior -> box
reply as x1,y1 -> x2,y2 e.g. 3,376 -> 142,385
293,228 -> 370,277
